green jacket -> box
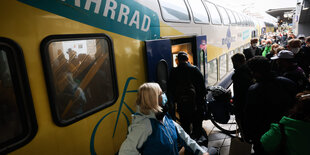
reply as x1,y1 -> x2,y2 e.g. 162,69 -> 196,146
260,116 -> 310,155
262,46 -> 271,57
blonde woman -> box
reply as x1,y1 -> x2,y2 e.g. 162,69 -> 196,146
119,83 -> 212,155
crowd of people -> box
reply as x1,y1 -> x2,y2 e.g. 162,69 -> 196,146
231,33 -> 310,154
118,32 -> 310,155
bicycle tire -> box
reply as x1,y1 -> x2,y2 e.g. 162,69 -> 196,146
209,114 -> 238,137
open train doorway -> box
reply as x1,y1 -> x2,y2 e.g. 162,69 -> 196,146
170,35 -> 207,83
145,35 -> 207,91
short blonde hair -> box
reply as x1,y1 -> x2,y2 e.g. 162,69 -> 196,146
136,83 -> 162,115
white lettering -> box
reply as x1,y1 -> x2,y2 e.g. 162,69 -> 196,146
129,10 -> 140,29
62,0 -> 81,7
103,0 -> 117,20
117,4 -> 130,24
84,0 -> 102,14
141,15 -> 151,32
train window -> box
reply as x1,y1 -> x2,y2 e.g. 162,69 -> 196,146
158,0 -> 190,23
187,0 -> 210,24
219,54 -> 227,79
241,14 -> 247,26
203,1 -> 222,25
41,34 -> 118,126
217,6 -> 230,25
226,9 -> 236,25
207,58 -> 218,85
228,51 -> 234,71
243,15 -> 249,26
245,16 -> 251,26
233,11 -> 241,25
238,13 -> 244,26
0,38 -> 37,154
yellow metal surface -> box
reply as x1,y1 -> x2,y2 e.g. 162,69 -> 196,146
1,1 -> 144,154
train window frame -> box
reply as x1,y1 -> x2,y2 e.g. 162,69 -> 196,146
233,11 -> 242,25
217,6 -> 230,26
203,1 -> 222,25
226,9 -> 237,25
227,50 -> 234,72
187,0 -> 210,24
240,13 -> 247,26
158,0 -> 191,23
219,53 -> 227,79
207,58 -> 218,86
0,37 -> 37,154
40,34 -> 119,126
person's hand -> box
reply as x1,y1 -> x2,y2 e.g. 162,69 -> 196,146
202,153 -> 209,155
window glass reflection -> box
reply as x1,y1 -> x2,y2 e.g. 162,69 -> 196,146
48,39 -> 115,120
0,49 -> 24,145
219,54 -> 227,79
188,0 -> 209,23
204,1 -> 222,25
207,59 -> 218,85
159,0 -> 190,22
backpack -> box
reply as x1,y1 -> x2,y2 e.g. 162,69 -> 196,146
174,67 -> 196,113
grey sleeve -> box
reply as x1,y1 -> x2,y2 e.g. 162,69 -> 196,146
119,120 -> 152,155
173,121 -> 207,155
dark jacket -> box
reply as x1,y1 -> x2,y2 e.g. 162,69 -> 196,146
167,62 -> 207,117
231,64 -> 253,119
243,76 -> 297,142
295,45 -> 310,78
243,46 -> 262,61
282,65 -> 309,92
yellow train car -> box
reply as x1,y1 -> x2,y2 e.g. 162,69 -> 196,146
0,0 -> 265,154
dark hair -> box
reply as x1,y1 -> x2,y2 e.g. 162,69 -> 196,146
251,38 -> 258,44
289,91 -> 310,122
231,53 -> 245,64
177,51 -> 188,62
247,56 -> 271,75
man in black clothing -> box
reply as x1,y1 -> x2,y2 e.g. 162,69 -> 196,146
231,53 -> 253,136
244,56 -> 297,155
295,36 -> 310,78
167,51 -> 207,139
243,38 -> 262,61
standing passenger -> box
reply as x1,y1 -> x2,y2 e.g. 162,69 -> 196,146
119,83 -> 212,155
243,56 -> 297,155
271,50 -> 309,92
260,91 -> 310,155
167,51 -> 207,140
243,38 -> 262,61
262,40 -> 272,57
231,53 -> 253,136
295,36 -> 310,78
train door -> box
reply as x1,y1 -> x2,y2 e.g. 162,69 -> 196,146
145,35 -> 207,91
195,35 -> 207,83
145,39 -> 172,92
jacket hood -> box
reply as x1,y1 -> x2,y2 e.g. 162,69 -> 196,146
280,116 -> 310,131
131,106 -> 157,124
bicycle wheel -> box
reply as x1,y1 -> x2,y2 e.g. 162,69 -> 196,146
209,112 -> 239,137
